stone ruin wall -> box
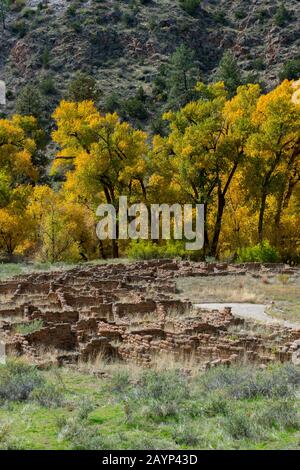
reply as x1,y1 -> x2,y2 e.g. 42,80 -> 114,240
0,260 -> 299,369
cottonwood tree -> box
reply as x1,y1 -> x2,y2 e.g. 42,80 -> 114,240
0,115 -> 38,256
51,100 -> 149,257
27,185 -> 89,262
152,82 -> 260,257
245,80 -> 300,243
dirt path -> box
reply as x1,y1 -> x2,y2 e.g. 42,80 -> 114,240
194,303 -> 300,330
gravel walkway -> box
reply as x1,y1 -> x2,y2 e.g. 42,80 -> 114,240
194,303 -> 300,330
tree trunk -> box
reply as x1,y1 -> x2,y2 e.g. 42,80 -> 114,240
103,185 -> 119,258
112,239 -> 119,258
274,189 -> 285,246
98,240 -> 106,259
112,208 -> 119,258
209,162 -> 238,257
210,190 -> 225,258
202,203 -> 209,258
258,190 -> 267,243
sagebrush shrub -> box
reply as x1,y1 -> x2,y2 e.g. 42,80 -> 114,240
0,360 -> 65,408
0,361 -> 45,402
122,369 -> 190,420
30,383 -> 64,408
172,421 -> 202,446
258,400 -> 300,430
224,410 -> 263,440
199,364 -> 299,399
58,418 -> 105,450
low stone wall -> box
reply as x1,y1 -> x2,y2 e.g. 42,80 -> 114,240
0,260 -> 299,368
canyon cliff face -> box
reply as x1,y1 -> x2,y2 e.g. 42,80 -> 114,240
0,0 -> 299,120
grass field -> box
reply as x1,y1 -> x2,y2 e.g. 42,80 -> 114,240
0,263 -> 299,450
177,274 -> 300,323
0,259 -> 130,281
0,359 -> 299,450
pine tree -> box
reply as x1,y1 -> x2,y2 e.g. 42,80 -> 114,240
216,51 -> 243,97
67,73 -> 100,103
167,44 -> 199,109
16,85 -> 44,121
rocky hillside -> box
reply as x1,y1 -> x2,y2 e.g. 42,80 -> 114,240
0,0 -> 299,123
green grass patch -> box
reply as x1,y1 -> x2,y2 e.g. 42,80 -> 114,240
0,360 -> 299,449
15,319 -> 44,335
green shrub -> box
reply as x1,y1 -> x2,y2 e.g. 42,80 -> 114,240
138,370 -> 189,401
258,400 -> 300,430
0,421 -> 23,450
237,241 -> 280,263
179,0 -> 200,16
57,395 -> 110,449
224,410 -> 263,440
20,7 -> 36,18
30,383 -> 65,408
15,319 -> 44,335
235,10 -> 247,20
274,3 -> 291,27
58,418 -> 105,450
212,11 -> 227,25
67,72 -> 99,102
172,421 -> 202,446
121,96 -> 148,120
110,370 -> 131,395
76,398 -> 95,421
70,20 -> 82,33
0,360 -> 45,403
0,360 -> 67,408
126,240 -> 190,260
39,76 -> 56,95
67,5 -> 76,16
123,370 -> 190,420
252,58 -> 265,71
203,394 -> 230,417
256,8 -> 269,24
10,19 -> 27,37
279,57 -> 300,81
122,12 -> 136,27
104,92 -> 122,113
199,364 -> 299,400
126,240 -> 161,260
11,0 -> 26,12
41,47 -> 50,69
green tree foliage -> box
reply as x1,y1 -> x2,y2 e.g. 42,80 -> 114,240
274,3 -> 291,27
237,241 -> 280,263
167,44 -> 199,108
179,0 -> 201,16
0,0 -> 9,29
0,79 -> 299,261
67,73 -> 100,103
216,51 -> 243,97
279,58 -> 300,81
15,84 -> 44,121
